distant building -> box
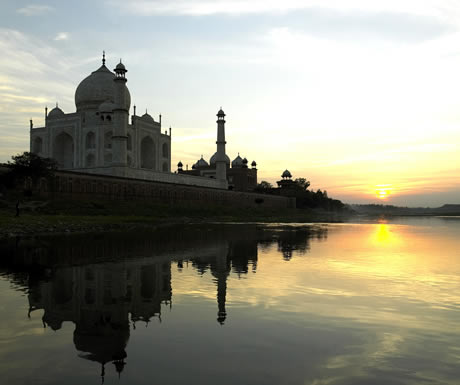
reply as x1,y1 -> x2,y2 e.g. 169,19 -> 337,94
176,109 -> 258,192
178,153 -> 258,192
277,169 -> 296,189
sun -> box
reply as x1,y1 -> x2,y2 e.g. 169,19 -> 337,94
376,184 -> 392,200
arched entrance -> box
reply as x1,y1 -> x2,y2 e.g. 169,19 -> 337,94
141,136 -> 155,169
86,154 -> 95,167
54,132 -> 74,168
33,137 -> 43,154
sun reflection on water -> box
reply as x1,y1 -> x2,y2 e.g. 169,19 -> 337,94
371,223 -> 403,248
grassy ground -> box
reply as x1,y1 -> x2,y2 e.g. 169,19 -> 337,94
0,196 -> 351,238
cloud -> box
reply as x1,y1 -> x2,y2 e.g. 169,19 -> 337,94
107,0 -> 460,24
54,32 -> 69,41
0,29 -> 77,161
17,5 -> 54,16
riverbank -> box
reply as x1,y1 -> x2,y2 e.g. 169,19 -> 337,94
0,198 -> 351,238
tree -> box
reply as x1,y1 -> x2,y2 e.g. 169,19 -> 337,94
254,180 -> 274,194
294,178 -> 310,190
6,152 -> 57,186
257,181 -> 273,189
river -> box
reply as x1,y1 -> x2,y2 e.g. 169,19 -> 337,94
1,217 -> 459,385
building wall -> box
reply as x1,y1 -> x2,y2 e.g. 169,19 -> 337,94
179,166 -> 257,192
33,171 -> 294,209
30,113 -> 172,173
71,166 -> 228,189
227,168 -> 257,191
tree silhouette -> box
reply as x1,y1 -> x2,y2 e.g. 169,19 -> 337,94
256,181 -> 273,190
294,178 -> 310,190
6,152 -> 57,186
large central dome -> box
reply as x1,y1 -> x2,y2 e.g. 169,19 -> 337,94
75,64 -> 131,111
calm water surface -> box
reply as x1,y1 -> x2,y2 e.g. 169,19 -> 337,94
1,217 -> 460,385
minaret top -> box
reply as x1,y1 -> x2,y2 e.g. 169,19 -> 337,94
217,107 -> 225,118
114,60 -> 127,78
217,107 -> 225,123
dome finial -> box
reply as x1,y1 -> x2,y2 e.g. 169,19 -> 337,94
102,50 -> 105,65
56,102 -> 58,108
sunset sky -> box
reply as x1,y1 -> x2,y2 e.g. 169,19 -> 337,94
1,0 -> 459,207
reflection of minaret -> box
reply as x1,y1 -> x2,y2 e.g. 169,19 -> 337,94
217,270 -> 227,325
212,247 -> 231,325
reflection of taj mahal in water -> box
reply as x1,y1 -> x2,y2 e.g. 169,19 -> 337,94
1,225 -> 327,380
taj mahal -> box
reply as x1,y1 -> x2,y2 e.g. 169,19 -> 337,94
29,53 -> 258,192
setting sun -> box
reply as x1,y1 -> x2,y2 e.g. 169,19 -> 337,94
376,185 -> 392,200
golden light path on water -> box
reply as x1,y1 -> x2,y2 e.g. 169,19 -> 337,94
173,220 -> 460,331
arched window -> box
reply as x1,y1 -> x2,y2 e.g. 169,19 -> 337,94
162,143 -> 168,158
53,132 -> 74,168
106,115 -> 111,121
85,132 -> 95,149
33,137 -> 43,154
127,155 -> 132,166
141,136 -> 155,169
162,162 -> 168,172
105,131 -> 112,149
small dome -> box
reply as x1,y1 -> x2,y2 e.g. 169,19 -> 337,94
242,157 -> 248,164
232,154 -> 243,168
98,100 -> 115,113
251,160 -> 257,167
282,169 -> 292,179
48,106 -> 64,118
217,108 -> 225,116
141,112 -> 155,124
115,61 -> 126,71
210,152 -> 230,166
178,161 -> 183,167
195,156 -> 209,168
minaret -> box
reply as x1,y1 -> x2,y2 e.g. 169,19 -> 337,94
215,108 -> 227,181
112,60 -> 128,166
